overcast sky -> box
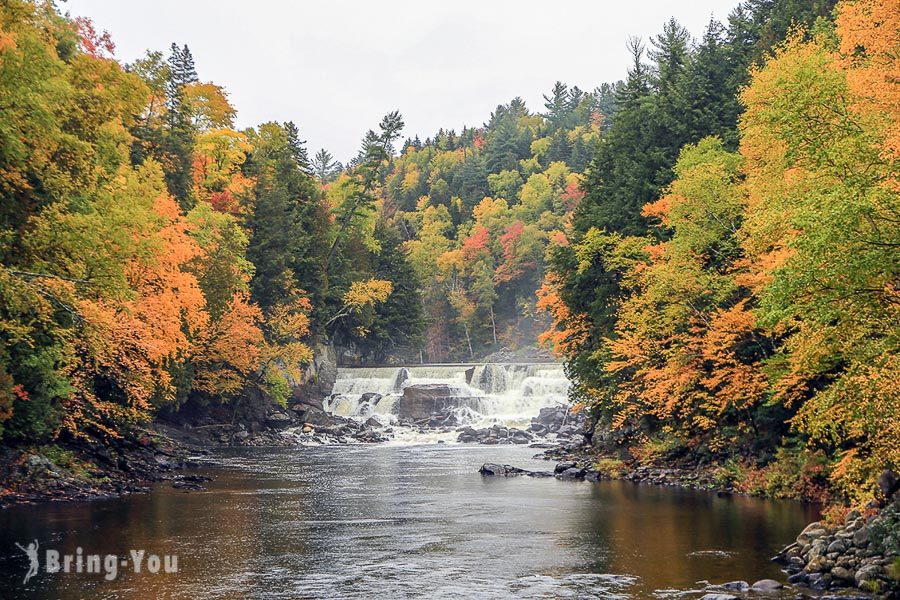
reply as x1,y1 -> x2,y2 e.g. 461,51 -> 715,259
63,0 -> 740,162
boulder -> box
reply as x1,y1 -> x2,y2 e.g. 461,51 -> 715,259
391,367 -> 409,393
554,461 -> 576,474
749,579 -> 783,592
265,411 -> 293,428
395,384 -> 477,420
721,581 -> 750,591
360,392 -> 383,405
479,463 -> 553,478
557,467 -> 586,480
474,364 -> 508,393
296,406 -> 332,427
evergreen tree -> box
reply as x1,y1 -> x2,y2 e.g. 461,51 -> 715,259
543,81 -> 571,130
312,148 -> 342,183
163,43 -> 199,208
245,122 -> 326,315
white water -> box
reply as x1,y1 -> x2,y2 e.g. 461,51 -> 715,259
324,363 -> 571,437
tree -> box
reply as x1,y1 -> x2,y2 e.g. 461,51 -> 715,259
313,148 -> 342,183
323,111 -> 404,275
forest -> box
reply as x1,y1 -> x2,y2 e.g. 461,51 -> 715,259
0,0 -> 897,508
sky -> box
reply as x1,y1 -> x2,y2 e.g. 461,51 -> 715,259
62,0 -> 741,163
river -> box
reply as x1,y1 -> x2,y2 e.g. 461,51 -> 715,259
0,365 -> 819,598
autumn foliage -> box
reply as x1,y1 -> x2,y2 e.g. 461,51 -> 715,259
541,0 -> 899,505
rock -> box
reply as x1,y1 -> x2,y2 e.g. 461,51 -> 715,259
480,463 -> 527,477
806,572 -> 827,590
391,367 -> 409,392
364,417 -> 382,428
557,467 -> 586,480
474,364 -> 510,393
265,411 -> 293,428
554,461 -> 576,474
798,522 -> 828,545
852,525 -> 869,547
297,407 -> 332,427
830,566 -> 855,583
395,384 -> 477,420
749,579 -> 783,592
478,463 -> 552,478
854,564 -> 883,588
827,538 -> 850,554
360,392 -> 383,404
700,595 -> 738,600
877,469 -> 899,500
721,581 -> 750,591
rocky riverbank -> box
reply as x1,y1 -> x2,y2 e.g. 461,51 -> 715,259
0,426 -> 202,508
774,502 -> 900,595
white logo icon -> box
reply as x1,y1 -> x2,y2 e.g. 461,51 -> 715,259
15,539 -> 39,584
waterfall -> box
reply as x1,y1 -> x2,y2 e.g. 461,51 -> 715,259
324,363 -> 570,428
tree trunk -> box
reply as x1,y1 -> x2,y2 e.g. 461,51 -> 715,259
490,306 -> 497,345
464,324 -> 474,359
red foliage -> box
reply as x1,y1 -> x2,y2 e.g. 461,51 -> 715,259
209,191 -> 238,214
74,17 -> 115,58
560,181 -> 585,211
461,226 -> 490,260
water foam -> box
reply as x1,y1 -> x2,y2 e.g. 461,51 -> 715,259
324,363 -> 571,430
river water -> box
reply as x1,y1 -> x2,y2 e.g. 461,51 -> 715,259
0,365 -> 820,598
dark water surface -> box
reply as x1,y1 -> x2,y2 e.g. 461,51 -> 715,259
0,444 -> 819,599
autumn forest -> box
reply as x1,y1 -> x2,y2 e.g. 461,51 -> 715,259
0,0 -> 897,512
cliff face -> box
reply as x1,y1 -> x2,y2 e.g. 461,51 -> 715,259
295,341 -> 338,400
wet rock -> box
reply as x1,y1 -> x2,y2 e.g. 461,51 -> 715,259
360,392 -> 383,404
554,461 -> 576,474
395,384 -> 477,420
721,581 -> 750,591
557,467 -> 586,480
749,579 -> 783,592
479,463 -> 553,478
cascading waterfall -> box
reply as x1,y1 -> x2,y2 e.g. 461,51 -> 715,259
324,363 -> 570,429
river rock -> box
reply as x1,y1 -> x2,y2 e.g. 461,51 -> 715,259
721,581 -> 750,591
395,384 -> 476,420
749,579 -> 783,592
360,392 -> 383,404
389,367 -> 409,393
478,463 -> 551,478
474,363 -> 508,393
700,595 -> 738,600
557,467 -> 586,480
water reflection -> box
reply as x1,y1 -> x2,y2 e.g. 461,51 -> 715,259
0,445 -> 818,599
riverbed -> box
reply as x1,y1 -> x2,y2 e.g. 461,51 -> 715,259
0,443 -> 819,599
